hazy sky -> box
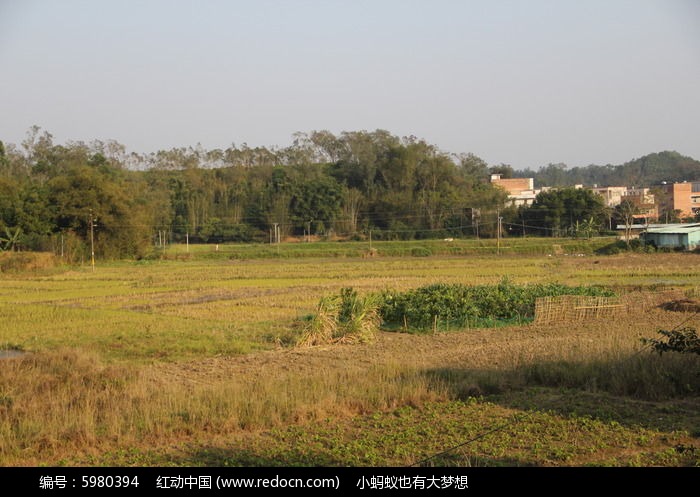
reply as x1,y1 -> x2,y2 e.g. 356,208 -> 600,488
1,0 -> 699,170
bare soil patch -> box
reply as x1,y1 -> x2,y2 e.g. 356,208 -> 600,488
660,299 -> 700,313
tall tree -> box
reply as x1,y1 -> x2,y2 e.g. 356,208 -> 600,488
289,176 -> 343,235
613,199 -> 639,247
47,164 -> 153,259
524,187 -> 607,237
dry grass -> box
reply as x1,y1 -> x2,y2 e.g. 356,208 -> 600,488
1,299 -> 697,466
297,289 -> 382,346
0,251 -> 57,272
0,251 -> 698,466
0,348 -> 446,465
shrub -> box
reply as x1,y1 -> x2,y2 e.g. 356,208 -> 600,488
595,239 -> 648,255
410,247 -> 432,257
642,327 -> 700,356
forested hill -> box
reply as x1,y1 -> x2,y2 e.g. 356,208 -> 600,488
514,151 -> 700,188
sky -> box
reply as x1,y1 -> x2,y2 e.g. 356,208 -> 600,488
1,0 -> 699,170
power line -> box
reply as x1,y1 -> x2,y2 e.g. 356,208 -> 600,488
410,414 -> 525,467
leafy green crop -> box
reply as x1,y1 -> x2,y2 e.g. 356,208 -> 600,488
378,277 -> 615,332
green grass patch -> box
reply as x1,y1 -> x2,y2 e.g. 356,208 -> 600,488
81,397 -> 700,467
160,237 -> 617,260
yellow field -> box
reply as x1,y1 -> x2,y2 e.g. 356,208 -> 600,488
0,250 -> 698,466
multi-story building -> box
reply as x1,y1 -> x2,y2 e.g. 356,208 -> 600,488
623,187 -> 658,222
591,186 -> 657,222
656,181 -> 700,219
591,186 -> 627,207
493,175 -> 697,222
489,174 -> 538,207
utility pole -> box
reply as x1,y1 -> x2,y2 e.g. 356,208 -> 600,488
272,223 -> 280,255
89,209 -> 97,271
497,209 -> 502,256
276,223 -> 281,254
186,232 -> 189,252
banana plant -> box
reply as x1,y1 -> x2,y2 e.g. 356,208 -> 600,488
0,226 -> 22,251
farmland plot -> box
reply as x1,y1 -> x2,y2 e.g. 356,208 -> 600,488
0,250 -> 698,466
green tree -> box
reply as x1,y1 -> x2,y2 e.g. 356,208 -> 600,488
0,140 -> 7,172
488,163 -> 514,179
289,176 -> 343,235
16,183 -> 54,249
536,163 -> 569,187
336,187 -> 364,235
524,187 -> 607,237
416,153 -> 462,231
457,153 -> 489,187
613,199 -> 639,246
47,165 -> 153,259
0,176 -> 20,228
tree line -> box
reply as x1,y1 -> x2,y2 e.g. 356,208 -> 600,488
1,126 -> 698,260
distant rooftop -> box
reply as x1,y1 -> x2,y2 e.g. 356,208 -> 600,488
615,223 -> 689,231
644,223 -> 700,234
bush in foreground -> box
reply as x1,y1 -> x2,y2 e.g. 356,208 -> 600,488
642,327 -> 700,356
